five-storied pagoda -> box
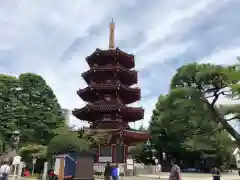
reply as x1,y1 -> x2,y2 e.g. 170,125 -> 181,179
72,20 -> 149,163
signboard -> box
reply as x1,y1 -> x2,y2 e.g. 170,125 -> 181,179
98,156 -> 112,162
233,148 -> 240,168
126,158 -> 133,170
12,156 -> 21,165
54,158 -> 61,175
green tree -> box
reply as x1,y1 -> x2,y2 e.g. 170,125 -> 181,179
0,74 -> 22,142
19,144 -> 46,162
17,73 -> 65,145
46,132 -> 90,158
170,62 -> 240,145
0,73 -> 65,147
150,91 -> 233,166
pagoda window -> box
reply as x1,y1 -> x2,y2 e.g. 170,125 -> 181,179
100,146 -> 112,156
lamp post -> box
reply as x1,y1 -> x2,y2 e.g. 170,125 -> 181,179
151,149 -> 157,164
11,130 -> 21,151
145,140 -> 151,161
162,152 -> 166,160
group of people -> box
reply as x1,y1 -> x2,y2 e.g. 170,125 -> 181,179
0,161 -> 11,180
102,159 -> 221,180
0,159 -> 222,180
168,159 -> 221,180
103,162 -> 119,180
0,161 -> 32,180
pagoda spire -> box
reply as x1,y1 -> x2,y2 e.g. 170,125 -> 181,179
109,19 -> 115,50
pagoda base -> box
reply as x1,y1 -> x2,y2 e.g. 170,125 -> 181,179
96,144 -> 128,163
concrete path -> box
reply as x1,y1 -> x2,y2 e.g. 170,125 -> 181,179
138,172 -> 239,180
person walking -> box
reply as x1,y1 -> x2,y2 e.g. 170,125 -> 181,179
169,159 -> 181,180
104,162 -> 112,180
111,164 -> 119,180
0,161 -> 11,180
157,163 -> 162,179
212,166 -> 221,180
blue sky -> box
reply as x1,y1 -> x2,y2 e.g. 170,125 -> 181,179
1,0 -> 240,129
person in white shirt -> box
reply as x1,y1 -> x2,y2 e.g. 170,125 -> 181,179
157,163 -> 162,179
0,161 -> 11,180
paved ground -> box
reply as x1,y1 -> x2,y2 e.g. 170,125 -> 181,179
137,172 -> 240,180
95,172 -> 240,180
11,172 -> 240,180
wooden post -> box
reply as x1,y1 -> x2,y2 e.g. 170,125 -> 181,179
58,158 -> 65,180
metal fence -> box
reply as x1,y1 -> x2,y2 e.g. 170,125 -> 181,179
94,163 -> 158,176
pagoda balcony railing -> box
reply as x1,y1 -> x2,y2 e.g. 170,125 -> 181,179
85,103 -> 144,112
88,82 -> 140,92
100,119 -> 124,123
87,103 -> 123,108
87,48 -> 134,60
89,65 -> 137,75
89,79 -> 131,85
92,63 -> 113,68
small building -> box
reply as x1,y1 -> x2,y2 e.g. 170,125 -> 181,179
54,151 -> 95,180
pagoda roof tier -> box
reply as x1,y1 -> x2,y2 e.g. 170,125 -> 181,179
77,84 -> 140,104
86,48 -> 135,69
72,105 -> 144,122
84,128 -> 149,145
82,65 -> 137,86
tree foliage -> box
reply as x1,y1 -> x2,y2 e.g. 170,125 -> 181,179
46,132 -> 90,158
150,93 -> 232,156
149,62 -> 239,167
0,73 -> 65,149
169,62 -> 240,145
19,144 -> 46,162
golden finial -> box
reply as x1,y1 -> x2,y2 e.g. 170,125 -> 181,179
109,18 -> 115,50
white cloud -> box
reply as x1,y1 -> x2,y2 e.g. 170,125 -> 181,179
136,41 -> 194,70
132,0 -> 228,55
0,0 -> 239,129
199,46 -> 240,65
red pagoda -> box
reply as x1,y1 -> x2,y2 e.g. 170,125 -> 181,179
72,20 -> 149,163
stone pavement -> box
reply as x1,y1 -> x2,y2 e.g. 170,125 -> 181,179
137,172 -> 240,180
11,172 -> 240,180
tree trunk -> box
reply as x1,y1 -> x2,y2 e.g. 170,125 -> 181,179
202,97 -> 240,146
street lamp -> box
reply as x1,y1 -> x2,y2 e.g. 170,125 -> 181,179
151,148 -> 157,164
162,152 -> 166,160
11,130 -> 21,150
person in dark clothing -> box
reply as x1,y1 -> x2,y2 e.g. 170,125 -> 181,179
104,162 -> 112,180
212,166 -> 221,180
169,159 -> 181,180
